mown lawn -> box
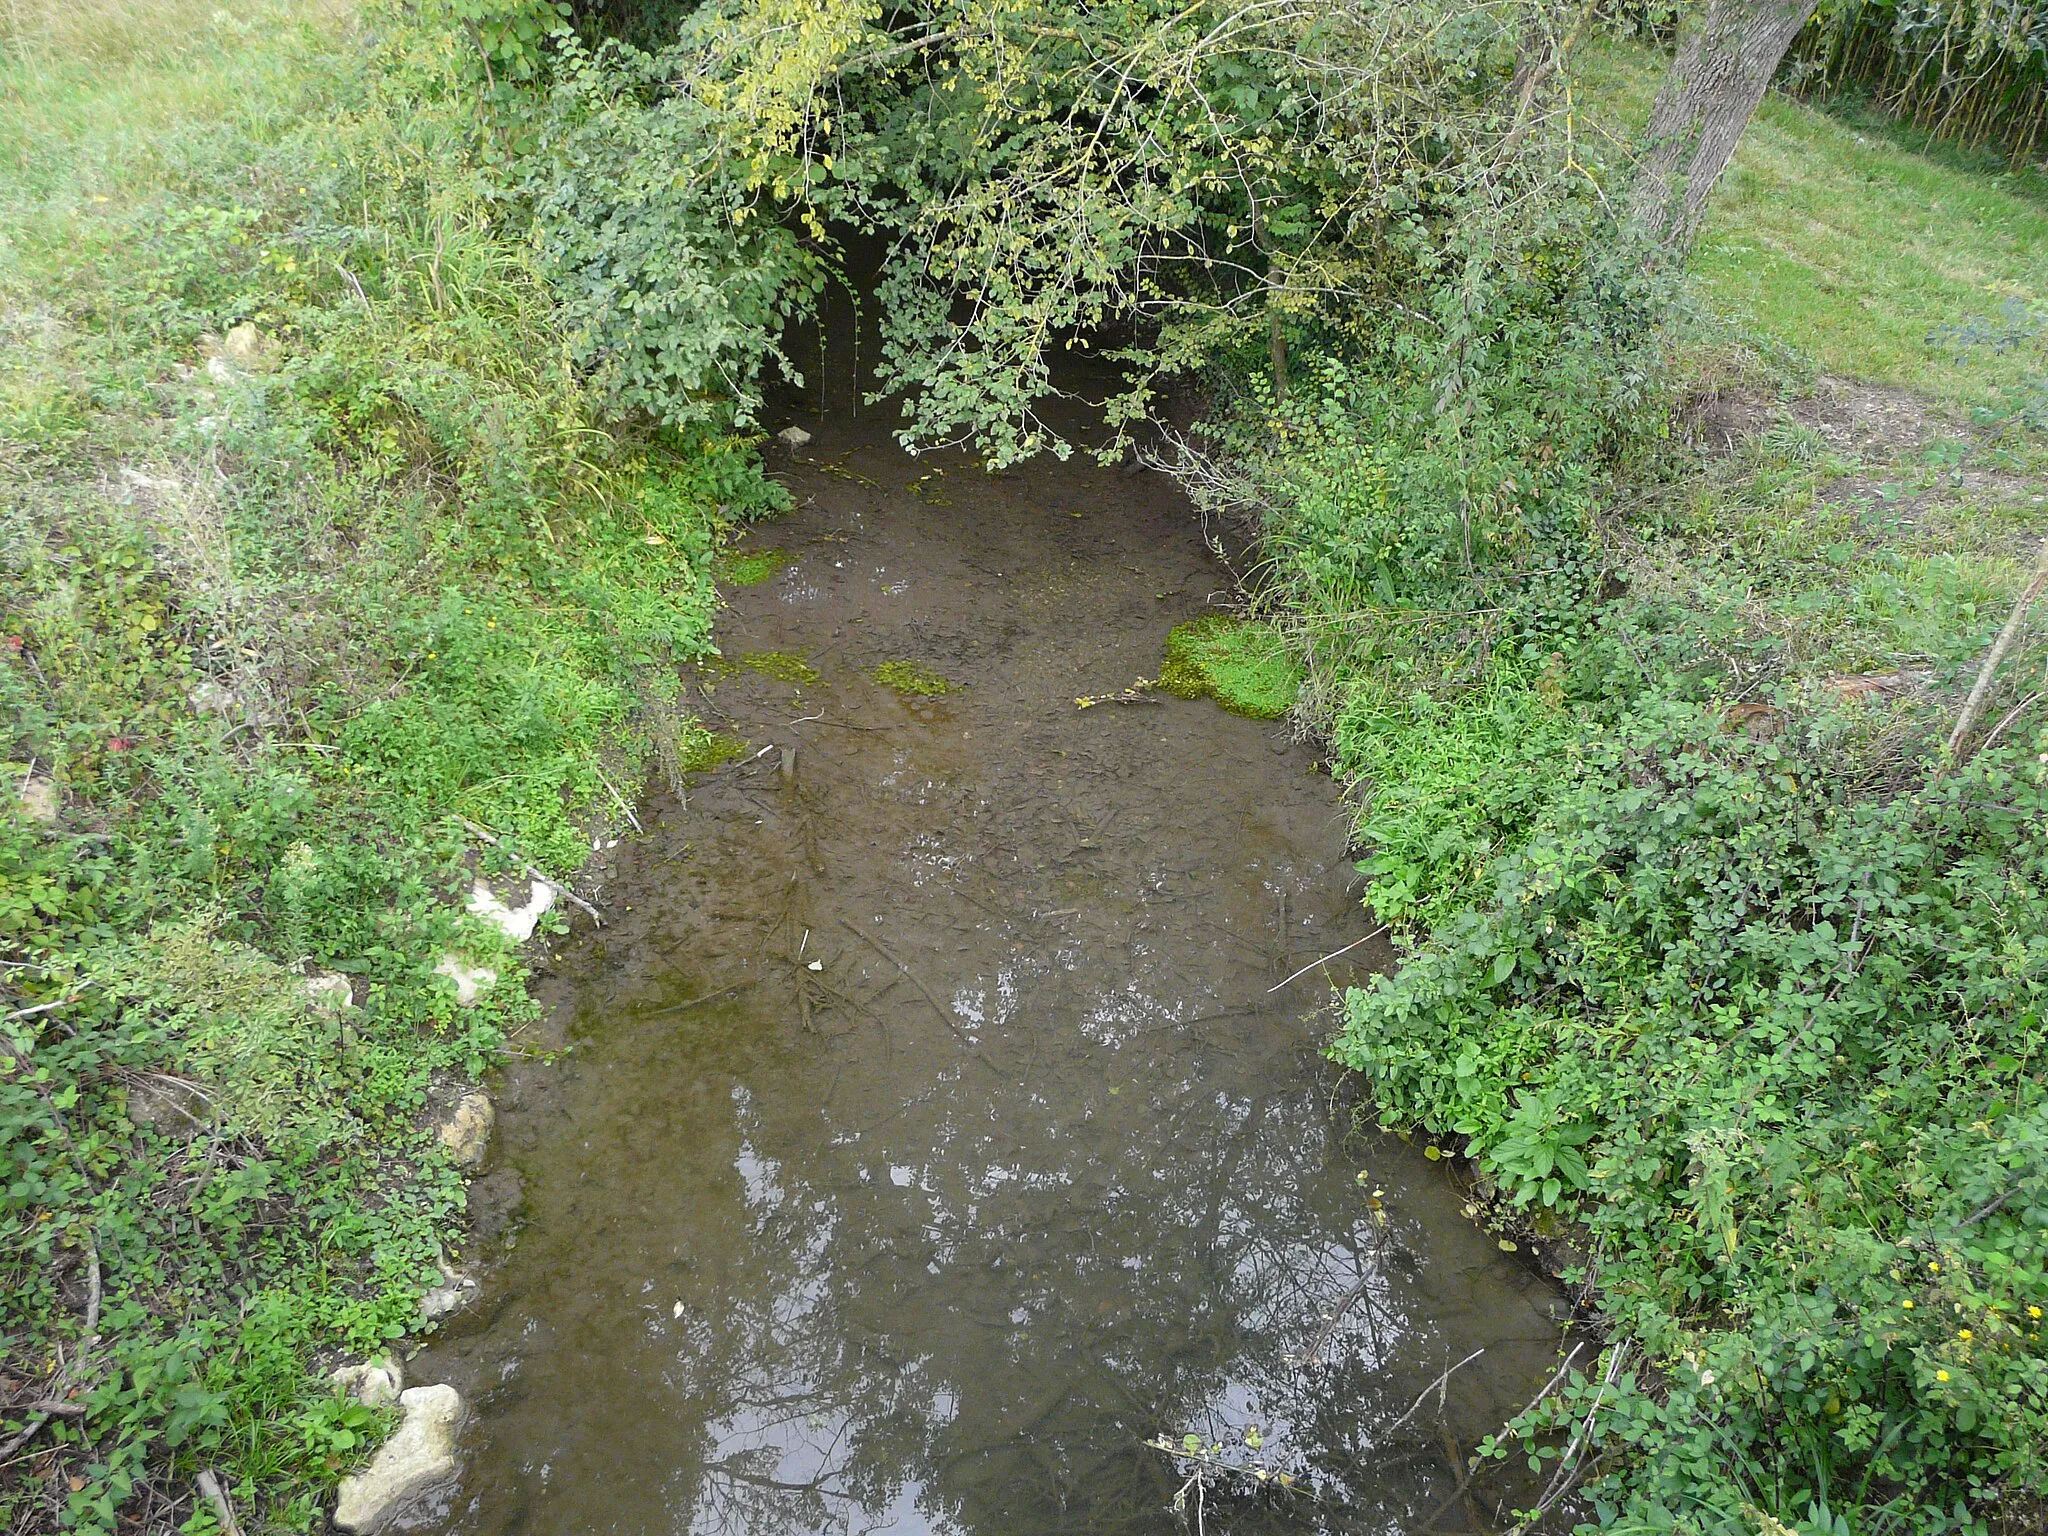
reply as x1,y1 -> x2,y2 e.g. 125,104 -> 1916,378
1581,40 -> 2048,411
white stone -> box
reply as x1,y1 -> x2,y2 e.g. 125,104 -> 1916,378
330,1355 -> 404,1407
199,324 -> 280,383
117,467 -> 181,494
420,1276 -> 478,1322
435,1091 -> 494,1168
465,878 -> 555,944
190,681 -> 238,717
777,425 -> 812,447
303,972 -> 354,1012
16,775 -> 58,826
332,1384 -> 465,1534
434,957 -> 496,1007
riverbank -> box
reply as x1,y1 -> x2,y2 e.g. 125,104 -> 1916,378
5,2 -> 2047,1530
0,2 -> 767,1527
1256,53 -> 2048,1533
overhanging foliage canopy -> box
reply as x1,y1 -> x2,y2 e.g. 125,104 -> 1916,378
529,0 -> 1608,460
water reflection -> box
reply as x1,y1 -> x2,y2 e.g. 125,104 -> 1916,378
420,422 -> 1560,1536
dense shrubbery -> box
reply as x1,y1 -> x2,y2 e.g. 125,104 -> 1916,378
1218,335 -> 2048,1526
1338,698 -> 2048,1529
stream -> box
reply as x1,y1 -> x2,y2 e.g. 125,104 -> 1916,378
414,402 -> 1567,1536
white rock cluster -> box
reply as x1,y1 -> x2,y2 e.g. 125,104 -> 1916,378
332,1384 -> 466,1534
465,877 -> 555,943
435,1090 -> 494,1168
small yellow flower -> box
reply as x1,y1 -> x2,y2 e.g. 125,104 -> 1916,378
1903,1300 -> 1915,1309
2030,1306 -> 2043,1320
1936,1370 -> 1950,1382
1959,1329 -> 1973,1341
1929,1261 -> 1941,1272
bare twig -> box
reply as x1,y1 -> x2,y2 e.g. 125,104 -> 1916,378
1268,925 -> 1388,992
1388,1348 -> 1488,1430
1947,539 -> 2048,761
642,982 -> 754,1019
837,919 -> 996,1072
1516,1340 -> 1629,1531
591,764 -> 643,833
196,1471 -> 243,1536
1956,1180 -> 2028,1230
0,1236 -> 99,1460
456,817 -> 602,926
1502,1339 -> 1588,1431
3,992 -> 83,1023
1976,689 -> 2044,758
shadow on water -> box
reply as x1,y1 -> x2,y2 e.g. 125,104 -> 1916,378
415,370 -> 1567,1535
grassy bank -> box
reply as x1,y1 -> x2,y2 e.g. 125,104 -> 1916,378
1239,60 -> 2048,1536
0,2 -> 772,1528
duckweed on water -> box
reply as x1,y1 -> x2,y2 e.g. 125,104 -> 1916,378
717,548 -> 792,587
740,651 -> 821,686
873,660 -> 955,696
1157,617 -> 1299,720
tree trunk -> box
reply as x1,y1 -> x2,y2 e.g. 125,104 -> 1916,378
1631,0 -> 1820,253
1269,303 -> 1289,406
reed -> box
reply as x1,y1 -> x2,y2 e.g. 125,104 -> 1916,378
1788,0 -> 2048,166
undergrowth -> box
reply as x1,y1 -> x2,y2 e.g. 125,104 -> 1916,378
1217,218 -> 2048,1536
0,1 -> 778,1529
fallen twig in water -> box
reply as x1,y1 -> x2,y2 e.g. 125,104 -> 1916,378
1514,1340 -> 1630,1532
643,982 -> 754,1018
837,919 -> 995,1071
1388,1348 -> 1487,1430
1075,678 -> 1160,708
1268,925 -> 1389,992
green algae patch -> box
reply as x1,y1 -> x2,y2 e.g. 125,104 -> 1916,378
740,650 -> 820,686
678,726 -> 748,773
873,660 -> 955,697
717,547 -> 792,587
1158,617 -> 1299,720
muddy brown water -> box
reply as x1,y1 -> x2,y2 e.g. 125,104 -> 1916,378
415,410 -> 1565,1536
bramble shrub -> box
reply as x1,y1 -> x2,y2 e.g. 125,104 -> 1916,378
1334,698 -> 2048,1529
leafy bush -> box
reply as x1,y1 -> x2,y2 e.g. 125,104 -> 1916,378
520,30 -> 830,429
1333,660 -> 1577,928
1334,697 -> 2048,1528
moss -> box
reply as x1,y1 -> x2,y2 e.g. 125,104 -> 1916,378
717,547 -> 791,587
739,650 -> 820,686
1158,616 -> 1300,720
677,727 -> 748,773
872,660 -> 955,696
